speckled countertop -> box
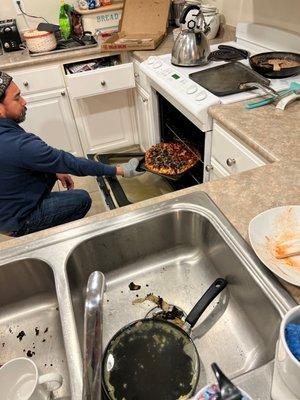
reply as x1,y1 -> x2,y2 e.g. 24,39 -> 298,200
0,41 -> 105,71
209,100 -> 300,163
0,26 -> 299,304
0,25 -> 235,70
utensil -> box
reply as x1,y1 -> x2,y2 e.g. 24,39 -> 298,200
83,271 -> 106,400
249,52 -> 300,79
276,90 -> 300,110
171,4 -> 210,66
274,234 -> 300,259
245,82 -> 300,109
102,278 -> 228,400
248,205 -> 300,286
211,363 -> 243,400
0,357 -> 63,400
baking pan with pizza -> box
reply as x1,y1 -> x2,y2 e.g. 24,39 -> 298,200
137,142 -> 201,180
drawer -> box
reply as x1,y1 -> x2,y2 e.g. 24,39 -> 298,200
212,122 -> 266,174
8,65 -> 64,94
66,63 -> 135,99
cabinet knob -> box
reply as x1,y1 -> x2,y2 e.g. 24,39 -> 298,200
61,90 -> 66,96
101,80 -> 106,86
205,164 -> 214,172
142,98 -> 148,103
134,72 -> 139,78
23,81 -> 29,87
226,158 -> 236,167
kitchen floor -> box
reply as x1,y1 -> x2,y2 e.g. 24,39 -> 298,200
0,176 -> 106,243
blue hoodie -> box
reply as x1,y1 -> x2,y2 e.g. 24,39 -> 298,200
0,118 -> 116,232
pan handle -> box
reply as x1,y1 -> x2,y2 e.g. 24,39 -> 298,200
185,278 -> 227,328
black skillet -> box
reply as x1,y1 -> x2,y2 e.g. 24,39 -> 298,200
102,278 -> 228,400
249,51 -> 300,79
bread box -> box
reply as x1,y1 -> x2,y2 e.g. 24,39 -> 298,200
101,0 -> 171,52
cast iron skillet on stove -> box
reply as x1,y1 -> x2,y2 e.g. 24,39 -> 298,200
102,278 -> 228,400
249,51 -> 300,78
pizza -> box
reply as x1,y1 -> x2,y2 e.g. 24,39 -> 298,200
144,142 -> 200,176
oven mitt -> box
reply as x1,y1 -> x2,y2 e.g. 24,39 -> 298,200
120,158 -> 145,178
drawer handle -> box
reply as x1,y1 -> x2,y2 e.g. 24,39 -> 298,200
205,164 -> 214,172
61,91 -> 66,96
226,158 -> 236,167
142,98 -> 148,103
134,72 -> 139,78
23,81 -> 29,87
101,80 -> 106,86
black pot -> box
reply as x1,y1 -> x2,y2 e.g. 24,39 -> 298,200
249,51 -> 300,79
102,278 -> 228,400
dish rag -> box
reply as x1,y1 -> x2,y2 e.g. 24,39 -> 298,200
285,323 -> 300,361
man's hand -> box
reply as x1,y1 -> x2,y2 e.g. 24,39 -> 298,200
117,158 -> 145,178
56,173 -> 74,190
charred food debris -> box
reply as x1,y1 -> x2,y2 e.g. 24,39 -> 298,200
17,331 -> 26,341
129,282 -> 141,291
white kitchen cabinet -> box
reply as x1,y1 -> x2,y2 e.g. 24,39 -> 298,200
21,89 -> 83,156
71,89 -> 137,154
66,63 -> 135,99
65,56 -> 138,154
208,121 -> 267,181
8,65 -> 64,95
134,84 -> 154,151
132,58 -> 150,93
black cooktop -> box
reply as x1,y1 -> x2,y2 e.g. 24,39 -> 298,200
189,62 -> 270,96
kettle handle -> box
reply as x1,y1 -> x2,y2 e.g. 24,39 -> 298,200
179,4 -> 200,24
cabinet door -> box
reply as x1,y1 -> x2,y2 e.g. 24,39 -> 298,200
21,89 -> 83,156
72,90 -> 137,154
212,122 -> 266,175
135,85 -> 153,151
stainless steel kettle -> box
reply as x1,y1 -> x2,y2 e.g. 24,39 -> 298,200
171,4 -> 210,67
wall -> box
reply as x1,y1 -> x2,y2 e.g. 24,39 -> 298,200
0,0 -> 77,31
0,0 -> 121,31
1,0 -> 300,34
214,0 -> 300,34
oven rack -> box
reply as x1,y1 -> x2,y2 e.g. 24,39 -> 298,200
164,122 -> 205,166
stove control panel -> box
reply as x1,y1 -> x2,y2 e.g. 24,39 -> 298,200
145,56 -> 208,103
141,56 -> 221,132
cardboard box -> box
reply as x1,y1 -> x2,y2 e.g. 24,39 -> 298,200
101,0 -> 171,52
75,4 -> 123,36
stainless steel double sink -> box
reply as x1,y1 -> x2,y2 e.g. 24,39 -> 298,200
0,193 -> 296,399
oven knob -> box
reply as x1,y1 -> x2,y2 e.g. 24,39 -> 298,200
147,56 -> 156,65
153,60 -> 162,69
180,79 -> 188,86
195,91 -> 207,101
186,85 -> 197,95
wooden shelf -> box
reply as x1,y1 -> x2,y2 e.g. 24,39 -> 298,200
75,3 -> 123,15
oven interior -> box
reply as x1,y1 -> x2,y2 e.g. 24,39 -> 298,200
92,93 -> 205,209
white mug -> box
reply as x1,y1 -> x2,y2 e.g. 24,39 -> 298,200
0,357 -> 63,400
275,305 -> 300,396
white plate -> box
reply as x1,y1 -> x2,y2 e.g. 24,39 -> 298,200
248,205 -> 300,286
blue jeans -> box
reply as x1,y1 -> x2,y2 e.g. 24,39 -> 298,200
12,189 -> 92,237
